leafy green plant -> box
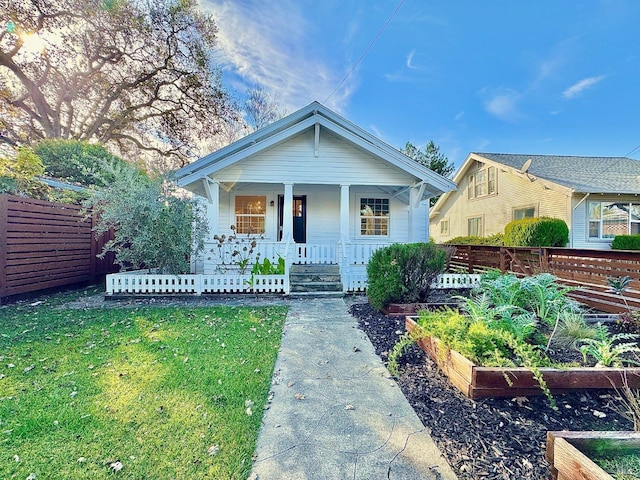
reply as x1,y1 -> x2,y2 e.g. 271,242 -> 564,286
251,256 -> 285,275
579,326 -> 640,367
366,242 -> 449,310
85,168 -> 208,274
520,273 -> 578,326
608,275 -> 633,311
443,234 -> 504,246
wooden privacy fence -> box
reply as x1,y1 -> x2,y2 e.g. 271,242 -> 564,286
0,195 -> 117,303
449,245 -> 640,313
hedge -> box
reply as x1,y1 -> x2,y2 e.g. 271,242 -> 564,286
443,234 -> 504,246
611,235 -> 640,250
503,217 -> 569,247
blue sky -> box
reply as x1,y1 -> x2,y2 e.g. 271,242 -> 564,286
201,0 -> 640,169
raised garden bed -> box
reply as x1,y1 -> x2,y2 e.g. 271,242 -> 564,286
546,431 -> 640,480
406,316 -> 640,399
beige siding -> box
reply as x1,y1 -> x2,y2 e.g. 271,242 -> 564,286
431,166 -> 570,243
213,130 -> 416,186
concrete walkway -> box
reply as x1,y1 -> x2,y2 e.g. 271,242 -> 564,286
250,297 -> 457,480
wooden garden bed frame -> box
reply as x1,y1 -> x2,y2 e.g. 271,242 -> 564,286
406,317 -> 640,399
546,431 -> 640,480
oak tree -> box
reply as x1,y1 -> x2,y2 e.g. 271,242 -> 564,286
0,0 -> 236,169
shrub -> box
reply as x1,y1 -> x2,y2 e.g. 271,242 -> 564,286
85,168 -> 208,274
443,234 -> 504,246
503,217 -> 568,247
612,235 -> 640,250
366,242 -> 448,310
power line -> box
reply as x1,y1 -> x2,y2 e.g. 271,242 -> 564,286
623,143 -> 640,158
324,0 -> 406,104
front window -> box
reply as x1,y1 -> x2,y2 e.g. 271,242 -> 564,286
360,198 -> 389,236
468,216 -> 483,236
588,201 -> 640,239
235,195 -> 266,234
513,206 -> 536,220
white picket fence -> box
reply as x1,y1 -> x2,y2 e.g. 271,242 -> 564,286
106,272 -> 288,295
105,271 -> 479,296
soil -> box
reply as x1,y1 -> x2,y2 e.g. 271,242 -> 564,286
349,301 -> 636,480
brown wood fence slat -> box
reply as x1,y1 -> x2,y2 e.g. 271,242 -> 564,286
0,195 -> 118,302
449,245 -> 640,313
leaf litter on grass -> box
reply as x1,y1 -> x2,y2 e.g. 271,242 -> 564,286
0,295 -> 287,479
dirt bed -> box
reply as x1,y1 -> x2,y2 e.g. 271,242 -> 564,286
349,301 -> 634,480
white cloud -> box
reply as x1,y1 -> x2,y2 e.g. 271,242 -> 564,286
455,111 -> 464,121
201,0 -> 352,112
406,50 -> 418,70
481,88 -> 522,122
562,75 -> 606,99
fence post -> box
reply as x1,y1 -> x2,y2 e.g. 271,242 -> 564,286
0,196 -> 7,303
466,246 -> 473,273
499,247 -> 507,273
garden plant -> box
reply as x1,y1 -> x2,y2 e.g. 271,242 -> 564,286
390,271 -> 640,404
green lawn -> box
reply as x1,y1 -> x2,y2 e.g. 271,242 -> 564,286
0,290 -> 287,479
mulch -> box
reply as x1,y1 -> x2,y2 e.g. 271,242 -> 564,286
349,301 -> 635,480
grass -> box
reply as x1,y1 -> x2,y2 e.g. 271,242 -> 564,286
0,288 -> 287,479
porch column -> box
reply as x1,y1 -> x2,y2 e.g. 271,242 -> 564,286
282,183 -> 294,241
340,184 -> 350,243
408,186 -> 422,242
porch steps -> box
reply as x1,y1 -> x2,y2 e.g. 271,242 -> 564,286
289,264 -> 343,293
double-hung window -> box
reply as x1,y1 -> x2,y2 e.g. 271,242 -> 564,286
360,198 -> 389,236
467,166 -> 496,199
588,201 -> 640,239
235,195 -> 266,234
467,216 -> 483,237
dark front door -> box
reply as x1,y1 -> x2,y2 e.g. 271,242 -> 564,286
278,195 -> 306,243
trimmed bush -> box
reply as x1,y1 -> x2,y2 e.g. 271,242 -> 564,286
504,217 -> 568,247
444,234 -> 504,246
366,242 -> 449,310
612,235 -> 640,250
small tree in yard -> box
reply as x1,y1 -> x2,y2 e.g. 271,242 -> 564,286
85,166 -> 208,274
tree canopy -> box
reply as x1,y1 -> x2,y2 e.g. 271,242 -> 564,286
0,0 -> 236,170
402,140 -> 455,206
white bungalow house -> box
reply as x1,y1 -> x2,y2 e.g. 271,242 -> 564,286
171,101 -> 456,293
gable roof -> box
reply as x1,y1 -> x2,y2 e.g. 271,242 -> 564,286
175,101 -> 456,202
431,152 -> 640,219
476,153 -> 640,194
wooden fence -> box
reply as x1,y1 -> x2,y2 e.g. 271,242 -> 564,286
449,245 -> 640,313
0,195 -> 117,303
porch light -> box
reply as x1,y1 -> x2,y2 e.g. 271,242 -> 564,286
270,200 -> 275,207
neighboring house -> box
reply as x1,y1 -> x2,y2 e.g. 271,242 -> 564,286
174,101 -> 456,291
430,152 -> 640,249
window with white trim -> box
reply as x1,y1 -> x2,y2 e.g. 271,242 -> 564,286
467,166 -> 496,199
440,219 -> 449,235
588,201 -> 640,239
360,198 -> 389,236
513,206 -> 536,220
467,216 -> 483,236
235,195 -> 266,234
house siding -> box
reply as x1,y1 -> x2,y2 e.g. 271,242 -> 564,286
212,130 -> 417,187
571,194 -> 640,250
205,183 -> 423,244
431,165 -> 570,243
